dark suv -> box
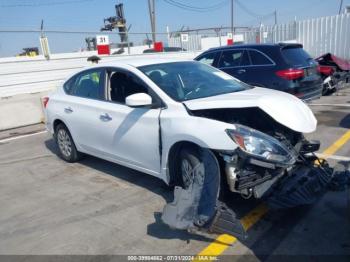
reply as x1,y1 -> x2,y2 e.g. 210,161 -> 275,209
194,43 -> 323,101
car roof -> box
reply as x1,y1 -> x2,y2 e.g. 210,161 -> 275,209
205,43 -> 303,52
96,56 -> 193,68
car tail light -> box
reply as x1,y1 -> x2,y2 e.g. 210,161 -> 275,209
317,65 -> 334,76
276,68 -> 304,80
43,97 -> 49,108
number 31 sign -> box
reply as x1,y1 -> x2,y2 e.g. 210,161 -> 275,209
96,35 -> 110,55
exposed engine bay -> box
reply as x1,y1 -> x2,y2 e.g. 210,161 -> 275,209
190,107 -> 302,145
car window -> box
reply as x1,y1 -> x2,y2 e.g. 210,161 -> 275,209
249,50 -> 273,65
109,71 -> 149,104
138,61 -> 252,102
240,50 -> 251,66
218,50 -> 245,68
196,52 -> 217,66
63,76 -> 76,94
70,69 -> 104,99
281,47 -> 315,67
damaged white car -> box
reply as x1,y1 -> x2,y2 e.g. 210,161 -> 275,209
44,58 -> 332,235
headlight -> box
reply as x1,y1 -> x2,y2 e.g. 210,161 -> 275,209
226,125 -> 296,164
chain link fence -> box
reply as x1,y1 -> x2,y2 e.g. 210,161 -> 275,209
0,13 -> 349,59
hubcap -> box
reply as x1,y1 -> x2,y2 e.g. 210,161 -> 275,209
57,129 -> 72,158
181,158 -> 194,188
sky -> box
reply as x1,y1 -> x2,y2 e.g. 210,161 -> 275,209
0,0 -> 349,56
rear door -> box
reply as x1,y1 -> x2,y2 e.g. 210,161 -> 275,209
59,68 -> 109,154
217,49 -> 251,82
244,49 -> 276,88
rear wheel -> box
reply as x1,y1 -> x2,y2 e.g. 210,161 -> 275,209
55,123 -> 81,162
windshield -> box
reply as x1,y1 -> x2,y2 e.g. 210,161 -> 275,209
138,61 -> 251,101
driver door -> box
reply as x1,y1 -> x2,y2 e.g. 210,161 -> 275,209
94,68 -> 162,175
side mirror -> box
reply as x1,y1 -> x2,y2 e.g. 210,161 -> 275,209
125,93 -> 153,107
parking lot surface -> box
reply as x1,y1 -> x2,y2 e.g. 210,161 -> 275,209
0,88 -> 349,260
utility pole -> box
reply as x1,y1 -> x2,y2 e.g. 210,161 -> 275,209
274,10 -> 277,25
230,0 -> 234,35
339,0 -> 344,14
148,0 -> 156,43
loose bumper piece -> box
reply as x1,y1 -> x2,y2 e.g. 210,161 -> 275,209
208,202 -> 246,237
265,164 -> 334,209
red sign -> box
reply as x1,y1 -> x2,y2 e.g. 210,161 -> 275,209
227,39 -> 233,45
97,45 -> 110,55
154,42 -> 164,52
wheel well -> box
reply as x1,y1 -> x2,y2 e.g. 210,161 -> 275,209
167,141 -> 201,185
53,119 -> 66,133
167,141 -> 224,186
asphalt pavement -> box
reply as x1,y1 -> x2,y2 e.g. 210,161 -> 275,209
0,88 -> 349,261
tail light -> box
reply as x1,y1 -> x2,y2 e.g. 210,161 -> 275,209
276,68 -> 304,80
43,97 -> 49,108
317,65 -> 334,76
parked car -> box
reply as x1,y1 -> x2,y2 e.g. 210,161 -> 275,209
44,58 -> 328,232
316,53 -> 350,95
143,47 -> 186,53
194,43 -> 323,101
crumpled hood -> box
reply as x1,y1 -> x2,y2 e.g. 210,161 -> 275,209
183,87 -> 317,133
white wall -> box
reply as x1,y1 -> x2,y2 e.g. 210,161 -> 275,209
0,49 -> 199,98
0,50 -> 199,130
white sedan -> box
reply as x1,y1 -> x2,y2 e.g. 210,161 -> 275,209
44,57 -> 319,201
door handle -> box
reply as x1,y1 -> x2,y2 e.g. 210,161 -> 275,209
99,113 -> 112,122
237,69 -> 246,74
64,107 -> 73,113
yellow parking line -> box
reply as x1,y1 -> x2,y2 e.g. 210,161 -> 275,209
194,204 -> 268,261
322,130 -> 350,157
193,129 -> 350,261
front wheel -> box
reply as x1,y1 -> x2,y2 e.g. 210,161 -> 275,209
177,147 -> 202,189
55,123 -> 81,162
176,147 -> 220,191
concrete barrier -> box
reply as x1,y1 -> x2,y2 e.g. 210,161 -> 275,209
0,92 -> 48,131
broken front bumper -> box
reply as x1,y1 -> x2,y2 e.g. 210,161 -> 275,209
221,140 -> 329,202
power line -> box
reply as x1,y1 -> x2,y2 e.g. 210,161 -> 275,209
235,0 -> 274,20
162,0 -> 229,12
0,0 -> 94,8
167,0 -> 228,10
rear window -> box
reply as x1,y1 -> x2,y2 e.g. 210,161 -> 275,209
281,47 -> 315,67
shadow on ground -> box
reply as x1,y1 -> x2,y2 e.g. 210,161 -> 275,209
314,110 -> 350,128
45,138 -> 216,244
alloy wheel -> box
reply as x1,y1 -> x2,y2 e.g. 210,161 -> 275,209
57,129 -> 72,158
